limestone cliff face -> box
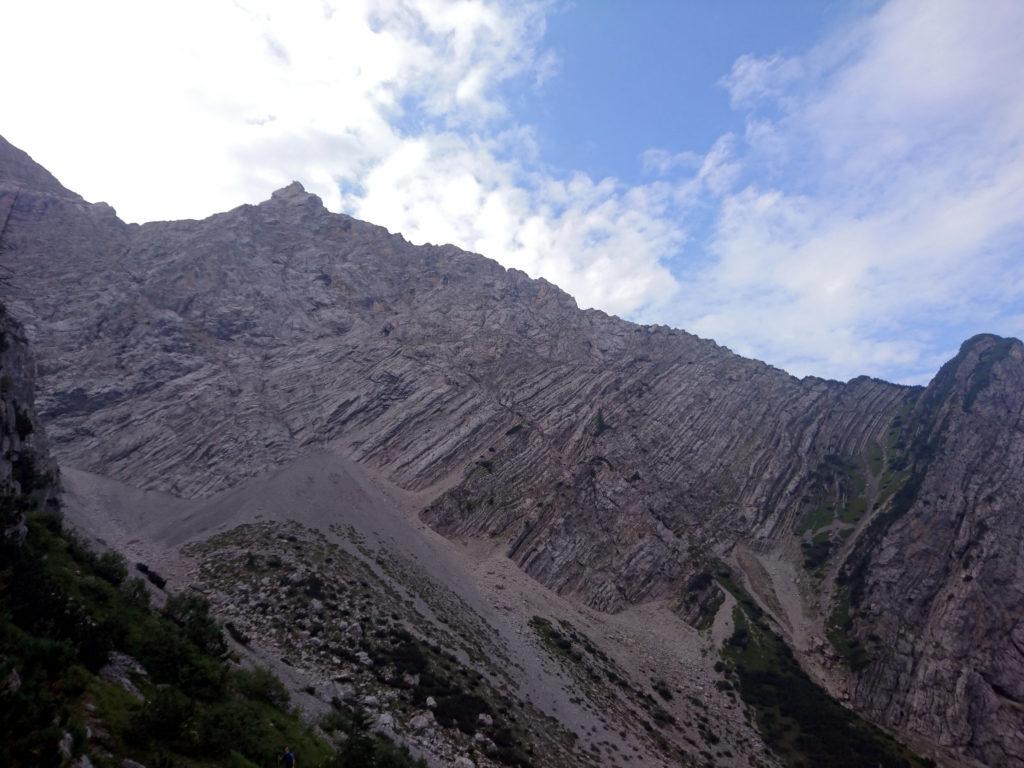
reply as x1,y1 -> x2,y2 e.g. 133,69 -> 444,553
845,335 -> 1024,767
423,371 -> 905,611
0,300 -> 60,544
1,135 -> 1021,765
0,136 -> 905,606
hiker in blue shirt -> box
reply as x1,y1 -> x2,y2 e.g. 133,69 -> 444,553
282,746 -> 295,767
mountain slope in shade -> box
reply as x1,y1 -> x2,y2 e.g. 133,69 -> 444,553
1,135 -> 1021,767
844,334 -> 1024,767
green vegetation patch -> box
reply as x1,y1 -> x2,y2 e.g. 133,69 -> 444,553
826,397 -> 931,669
722,606 -> 929,768
373,627 -> 535,765
800,534 -> 834,573
838,469 -> 867,524
592,408 -> 614,437
795,503 -> 836,535
825,588 -> 871,672
794,454 -> 868,535
876,465 -> 909,507
189,522 -> 563,768
694,587 -> 724,632
865,440 -> 884,478
0,508 -> 423,768
319,707 -> 430,768
530,616 -> 591,665
713,564 -> 763,620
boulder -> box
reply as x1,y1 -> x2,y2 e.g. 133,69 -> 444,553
410,712 -> 435,732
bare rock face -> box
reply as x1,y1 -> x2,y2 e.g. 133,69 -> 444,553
1,135 -> 1022,765
0,299 -> 60,544
843,335 -> 1024,767
0,134 -> 907,606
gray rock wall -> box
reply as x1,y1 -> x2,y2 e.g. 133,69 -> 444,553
2,134 -> 1021,765
849,335 -> 1024,766
0,300 -> 60,544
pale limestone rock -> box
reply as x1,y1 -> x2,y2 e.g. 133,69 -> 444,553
410,712 -> 435,732
2,134 -> 1023,768
99,652 -> 148,702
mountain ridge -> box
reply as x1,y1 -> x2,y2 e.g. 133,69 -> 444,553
1,135 -> 1022,767
0,134 -> 1007,390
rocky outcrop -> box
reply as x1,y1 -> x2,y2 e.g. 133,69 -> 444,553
423,371 -> 905,610
0,134 -> 907,609
843,335 -> 1024,767
0,300 -> 60,545
182,521 -> 599,768
1,135 -> 1022,765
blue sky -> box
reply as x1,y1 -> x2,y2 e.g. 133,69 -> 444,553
4,0 -> 1023,384
523,1 -> 861,185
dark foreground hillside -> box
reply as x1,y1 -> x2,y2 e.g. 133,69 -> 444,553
0,503 -> 426,768
0,298 -> 423,768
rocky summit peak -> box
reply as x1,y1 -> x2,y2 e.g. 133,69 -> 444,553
269,180 -> 322,207
957,331 -> 1023,357
927,331 -> 1024,410
0,135 -> 80,200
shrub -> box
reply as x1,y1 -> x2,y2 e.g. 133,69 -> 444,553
651,706 -> 676,726
0,620 -> 76,765
326,708 -> 376,767
14,404 -> 33,440
728,624 -> 749,649
11,454 -> 38,493
652,679 -> 674,701
164,593 -> 227,658
96,551 -> 128,585
121,577 -> 151,609
233,666 -> 290,710
433,691 -> 491,733
225,620 -> 250,646
686,571 -> 713,592
136,561 -> 168,589
373,740 -> 428,768
802,538 -> 833,571
130,621 -> 226,699
382,639 -> 429,675
3,509 -> 427,768
64,528 -> 98,567
193,699 -> 265,759
131,685 -> 192,744
725,607 -> 926,768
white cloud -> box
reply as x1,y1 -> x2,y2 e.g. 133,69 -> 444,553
675,0 -> 1024,382
2,0 -> 1022,383
720,53 -> 802,108
350,131 -> 683,315
641,148 -> 701,176
0,0 -> 682,318
695,135 -> 741,197
0,0 -> 550,220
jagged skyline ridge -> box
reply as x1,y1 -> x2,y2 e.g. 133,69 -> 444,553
3,0 -> 1023,383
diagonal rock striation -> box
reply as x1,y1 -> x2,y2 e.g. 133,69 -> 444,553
1,134 -> 1021,766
